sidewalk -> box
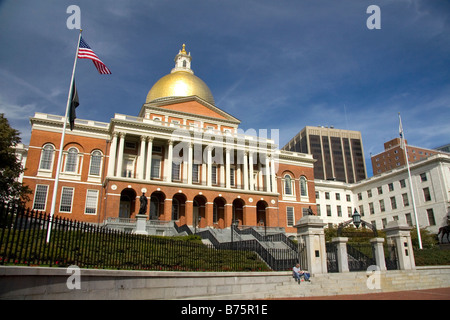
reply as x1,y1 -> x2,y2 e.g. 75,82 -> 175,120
273,287 -> 450,300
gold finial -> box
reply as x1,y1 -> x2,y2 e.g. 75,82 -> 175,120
181,43 -> 187,54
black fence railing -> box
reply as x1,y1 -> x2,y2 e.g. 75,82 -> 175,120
196,228 -> 298,271
0,203 -> 271,272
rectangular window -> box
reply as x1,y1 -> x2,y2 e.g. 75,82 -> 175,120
192,164 -> 200,183
402,193 -> 409,207
172,162 -> 181,181
326,205 -> 332,217
60,187 -> 74,213
230,167 -> 235,187
151,158 -> 161,179
369,202 -> 375,215
211,165 -> 217,185
400,179 -> 406,188
388,183 -> 394,192
390,196 -> 397,210
359,205 -> 365,216
405,213 -> 413,227
379,199 -> 385,212
85,190 -> 99,214
423,187 -> 431,201
286,207 -> 294,227
377,186 -> 383,195
420,173 -> 427,182
337,205 -> 342,217
427,209 -> 436,226
33,185 -> 49,211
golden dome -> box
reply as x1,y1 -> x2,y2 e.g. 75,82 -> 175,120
146,71 -> 215,105
146,45 -> 215,105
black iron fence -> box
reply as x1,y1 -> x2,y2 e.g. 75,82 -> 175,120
0,203 -> 271,272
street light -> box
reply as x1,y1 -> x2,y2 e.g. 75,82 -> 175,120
352,208 -> 361,229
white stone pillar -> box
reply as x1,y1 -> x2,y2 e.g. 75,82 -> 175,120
249,152 -> 254,191
146,137 -> 153,180
265,154 -> 271,192
243,151 -> 249,190
207,146 -> 212,187
138,136 -> 146,180
107,132 -> 118,177
384,221 -> 416,270
295,215 -> 328,275
116,132 -> 125,178
370,238 -> 387,271
270,156 -> 277,193
187,143 -> 193,184
332,237 -> 349,273
166,140 -> 173,182
225,148 -> 231,189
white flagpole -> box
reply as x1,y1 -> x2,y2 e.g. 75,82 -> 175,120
398,112 -> 423,249
46,29 -> 83,243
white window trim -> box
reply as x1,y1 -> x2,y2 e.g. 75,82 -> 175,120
59,187 -> 75,213
286,207 -> 295,227
33,184 -> 49,211
282,174 -> 296,200
84,189 -> 99,215
37,144 -> 55,177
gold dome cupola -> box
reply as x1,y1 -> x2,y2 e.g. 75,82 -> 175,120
146,44 -> 215,105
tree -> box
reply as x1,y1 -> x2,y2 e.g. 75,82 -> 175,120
0,113 -> 31,204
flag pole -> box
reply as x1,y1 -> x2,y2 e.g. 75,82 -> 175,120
399,112 -> 423,249
46,29 -> 83,243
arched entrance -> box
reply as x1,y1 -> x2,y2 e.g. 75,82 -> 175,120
232,198 -> 245,226
119,188 -> 137,219
213,197 -> 226,228
193,195 -> 207,229
149,191 -> 165,220
256,200 -> 268,227
172,193 -> 187,224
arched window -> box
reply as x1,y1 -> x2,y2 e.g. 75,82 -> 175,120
89,150 -> 102,176
300,176 -> 308,197
65,147 -> 78,172
284,174 -> 294,196
39,144 -> 55,170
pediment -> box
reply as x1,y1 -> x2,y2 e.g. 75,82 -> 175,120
139,96 -> 240,124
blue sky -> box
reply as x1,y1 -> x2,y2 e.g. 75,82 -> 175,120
0,0 -> 449,177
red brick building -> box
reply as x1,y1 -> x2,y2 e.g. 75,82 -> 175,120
371,138 -> 447,175
22,45 -> 316,235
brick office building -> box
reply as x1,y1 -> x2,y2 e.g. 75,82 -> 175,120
22,45 -> 316,235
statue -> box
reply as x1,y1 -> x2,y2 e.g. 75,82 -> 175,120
138,192 -> 148,215
307,206 -> 314,216
438,226 -> 450,244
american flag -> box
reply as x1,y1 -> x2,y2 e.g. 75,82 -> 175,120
78,37 -> 112,74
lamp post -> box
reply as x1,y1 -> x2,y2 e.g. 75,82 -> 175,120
337,208 -> 377,237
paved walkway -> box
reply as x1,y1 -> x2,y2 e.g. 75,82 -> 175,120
272,287 -> 450,300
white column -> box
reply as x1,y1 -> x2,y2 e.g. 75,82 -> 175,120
187,143 -> 193,184
107,132 -> 118,177
166,140 -> 173,182
243,151 -> 249,190
207,146 -> 212,187
265,154 -> 271,192
220,162 -> 225,187
249,151 -> 254,191
116,132 -> 125,178
258,163 -> 263,191
270,156 -> 277,193
146,137 -> 153,180
225,148 -> 231,189
138,136 -> 146,180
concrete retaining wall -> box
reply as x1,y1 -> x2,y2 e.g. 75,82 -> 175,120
1,265 -> 449,300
